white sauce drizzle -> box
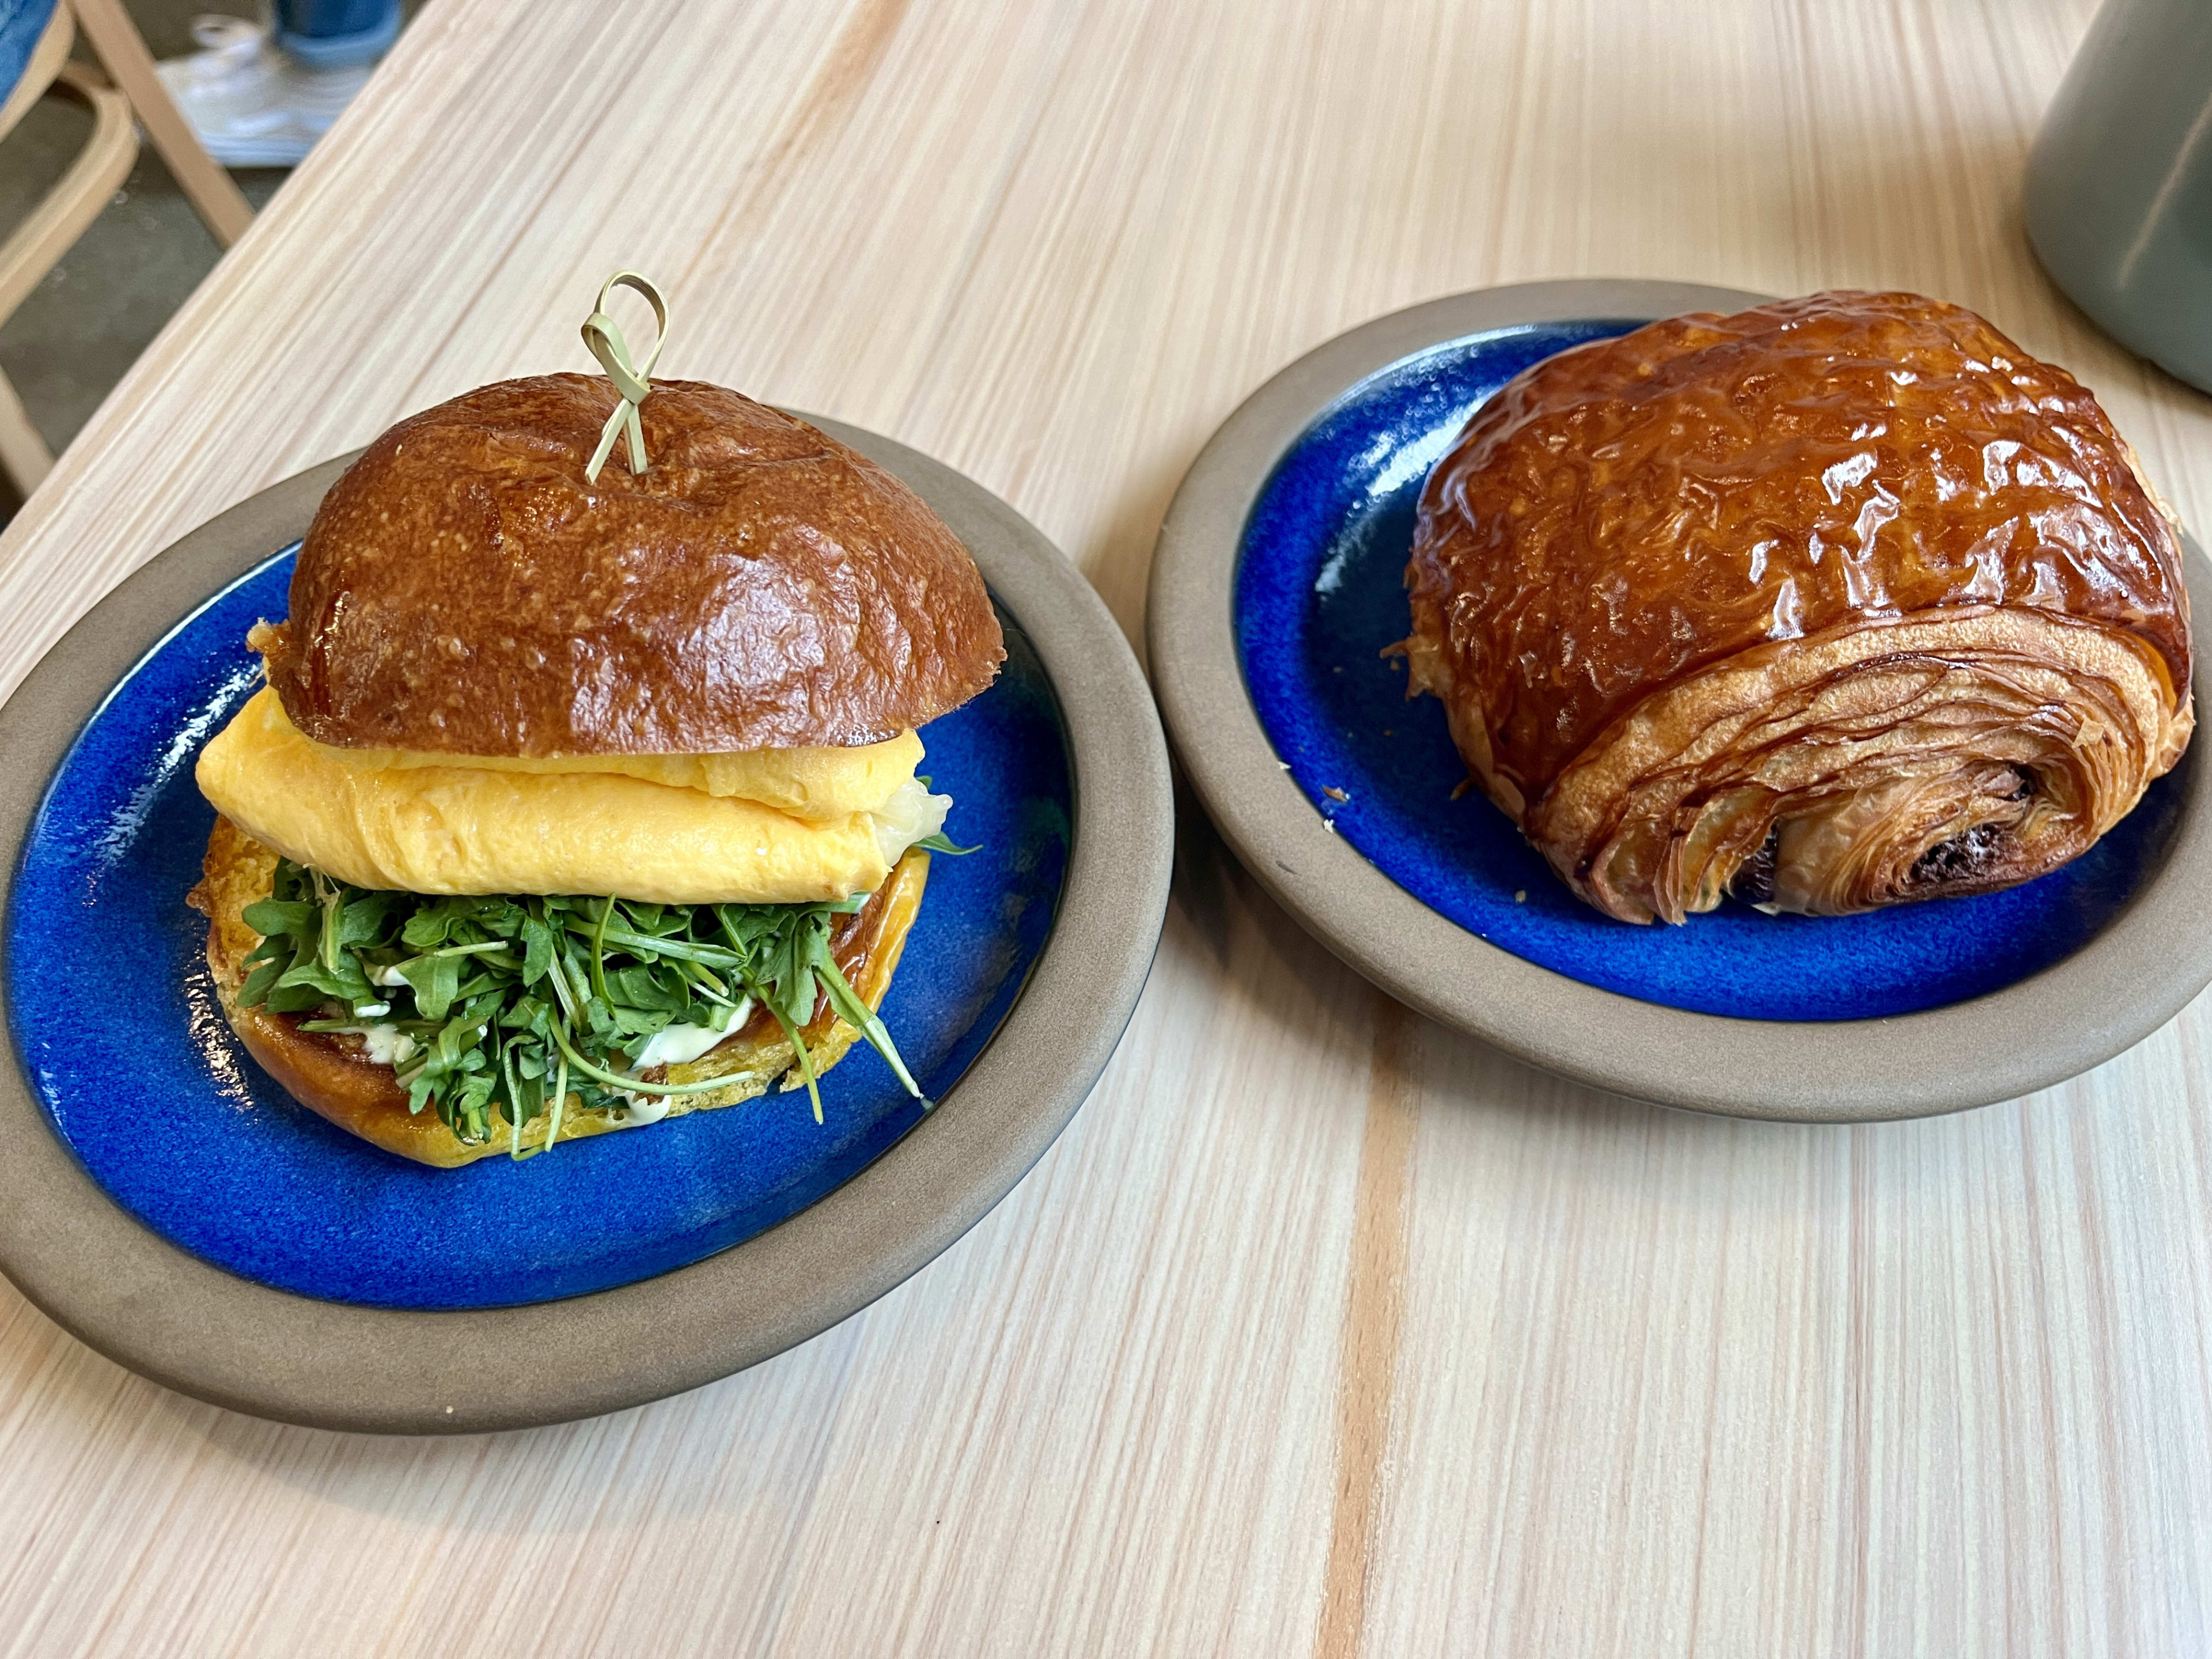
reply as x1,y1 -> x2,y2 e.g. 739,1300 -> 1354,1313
616,998 -> 755,1123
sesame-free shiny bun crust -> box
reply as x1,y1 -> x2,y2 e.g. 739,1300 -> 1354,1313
259,374 -> 1005,756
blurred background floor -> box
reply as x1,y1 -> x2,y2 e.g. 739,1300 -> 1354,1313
0,1 -> 409,526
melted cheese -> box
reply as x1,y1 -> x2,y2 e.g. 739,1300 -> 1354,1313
195,687 -> 947,905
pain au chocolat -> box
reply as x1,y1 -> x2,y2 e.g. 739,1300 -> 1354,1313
1401,290 -> 2193,923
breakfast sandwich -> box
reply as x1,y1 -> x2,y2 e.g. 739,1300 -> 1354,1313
190,368 -> 1003,1165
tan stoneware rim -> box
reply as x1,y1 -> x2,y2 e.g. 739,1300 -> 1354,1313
1146,278 -> 2212,1122
0,416 -> 1173,1433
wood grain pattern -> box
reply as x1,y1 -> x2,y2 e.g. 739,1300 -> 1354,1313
1319,999 -> 1418,1659
4,0 -> 2211,1652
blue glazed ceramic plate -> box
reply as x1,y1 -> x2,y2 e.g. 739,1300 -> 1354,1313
1233,322 -> 2187,1022
5,548 -> 1070,1310
0,424 -> 1168,1431
1152,280 -> 2212,1120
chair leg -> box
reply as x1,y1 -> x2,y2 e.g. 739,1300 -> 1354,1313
0,61 -> 140,323
0,3 -> 75,143
69,0 -> 255,250
0,367 -> 55,497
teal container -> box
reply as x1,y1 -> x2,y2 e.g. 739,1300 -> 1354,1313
2026,0 -> 2212,392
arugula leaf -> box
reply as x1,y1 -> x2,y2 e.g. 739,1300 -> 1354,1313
518,912 -> 555,986
233,853 -> 935,1155
608,964 -> 687,1012
338,893 -> 396,948
394,953 -> 463,1021
241,897 -> 315,937
238,956 -> 285,1007
912,831 -> 979,856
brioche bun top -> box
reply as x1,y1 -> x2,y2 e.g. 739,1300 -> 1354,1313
255,374 -> 1004,756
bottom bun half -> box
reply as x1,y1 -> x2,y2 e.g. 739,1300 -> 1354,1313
188,815 -> 929,1168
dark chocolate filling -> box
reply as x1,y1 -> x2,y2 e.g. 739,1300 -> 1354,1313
1910,821 -> 2008,885
1730,823 -> 1782,905
1908,770 -> 2036,888
1727,768 -> 2040,903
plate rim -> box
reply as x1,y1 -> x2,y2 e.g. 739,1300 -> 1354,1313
1146,276 -> 2212,1122
0,416 -> 1172,1433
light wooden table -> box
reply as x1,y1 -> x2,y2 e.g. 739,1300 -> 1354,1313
2,0 -> 2207,1653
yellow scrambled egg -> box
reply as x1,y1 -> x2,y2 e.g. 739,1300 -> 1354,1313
194,687 -> 946,904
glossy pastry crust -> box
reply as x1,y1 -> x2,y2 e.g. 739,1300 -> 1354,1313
256,374 -> 1005,757
1403,290 -> 2195,922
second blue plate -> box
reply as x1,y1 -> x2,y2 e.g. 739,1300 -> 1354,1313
1150,280 -> 2212,1120
1232,320 -> 2187,1022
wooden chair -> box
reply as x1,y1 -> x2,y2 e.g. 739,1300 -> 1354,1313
0,0 -> 254,495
